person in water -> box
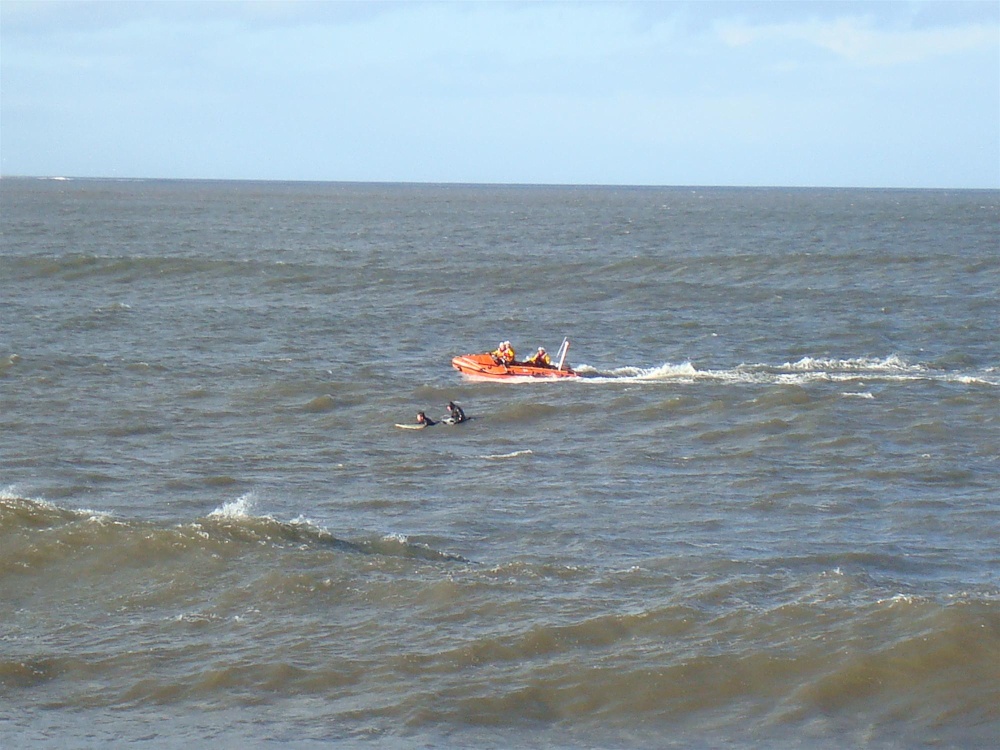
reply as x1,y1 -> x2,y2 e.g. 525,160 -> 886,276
416,411 -> 437,427
491,340 -> 515,364
445,401 -> 466,423
526,346 -> 551,367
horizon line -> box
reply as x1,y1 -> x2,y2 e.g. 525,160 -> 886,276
3,174 -> 998,192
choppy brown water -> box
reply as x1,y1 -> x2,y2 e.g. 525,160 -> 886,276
2,178 -> 998,748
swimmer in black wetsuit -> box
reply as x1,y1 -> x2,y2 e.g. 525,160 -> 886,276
416,411 -> 437,427
445,401 -> 466,424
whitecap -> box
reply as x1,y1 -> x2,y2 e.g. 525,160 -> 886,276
878,593 -> 920,606
782,354 -> 918,372
208,492 -> 263,519
479,449 -> 533,460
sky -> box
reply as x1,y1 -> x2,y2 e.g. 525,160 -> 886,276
1,1 -> 998,188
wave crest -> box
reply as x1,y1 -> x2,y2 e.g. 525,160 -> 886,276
0,492 -> 467,567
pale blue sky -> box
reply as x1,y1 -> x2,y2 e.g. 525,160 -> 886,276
2,1 -> 998,188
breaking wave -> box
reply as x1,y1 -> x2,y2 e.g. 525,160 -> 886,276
0,490 -> 468,568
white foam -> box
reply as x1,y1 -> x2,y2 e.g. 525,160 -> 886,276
878,593 -> 920,606
0,485 -> 28,502
580,355 -> 1000,388
782,355 -> 916,372
952,374 -> 1000,386
631,362 -> 702,380
0,486 -> 110,521
82,510 -> 118,524
95,301 -> 132,313
208,492 -> 265,520
479,449 -> 533,460
585,362 -> 707,382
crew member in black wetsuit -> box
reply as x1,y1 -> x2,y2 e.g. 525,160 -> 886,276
416,411 -> 437,427
445,401 -> 466,423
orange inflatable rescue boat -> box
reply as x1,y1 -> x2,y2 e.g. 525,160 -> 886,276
452,339 -> 578,381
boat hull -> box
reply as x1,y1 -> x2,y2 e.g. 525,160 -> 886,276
452,353 -> 578,381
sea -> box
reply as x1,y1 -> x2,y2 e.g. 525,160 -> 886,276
1,177 -> 998,749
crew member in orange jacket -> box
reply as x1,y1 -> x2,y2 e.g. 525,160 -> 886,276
491,340 -> 515,364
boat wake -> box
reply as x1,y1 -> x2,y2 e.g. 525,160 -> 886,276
576,356 -> 999,387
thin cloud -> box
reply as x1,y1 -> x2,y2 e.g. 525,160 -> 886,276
717,16 -> 998,67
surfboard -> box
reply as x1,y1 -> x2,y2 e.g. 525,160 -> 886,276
394,423 -> 426,430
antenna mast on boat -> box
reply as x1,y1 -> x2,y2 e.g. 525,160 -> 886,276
556,338 -> 570,371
